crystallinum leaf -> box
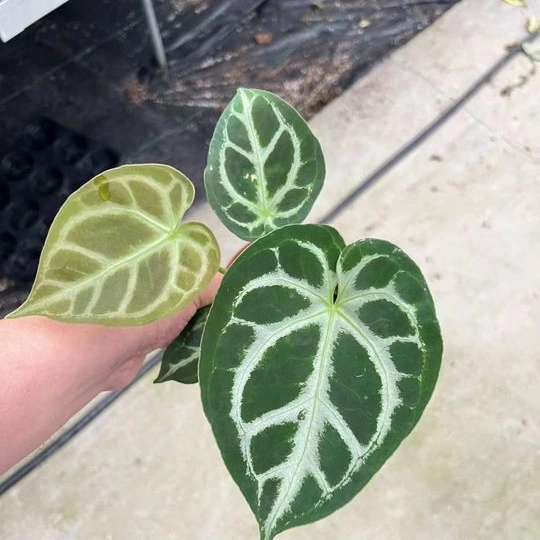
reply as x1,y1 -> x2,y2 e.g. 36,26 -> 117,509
9,164 -> 220,325
204,88 -> 325,241
156,306 -> 210,384
200,224 -> 442,540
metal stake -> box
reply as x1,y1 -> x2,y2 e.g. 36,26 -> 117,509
141,0 -> 168,72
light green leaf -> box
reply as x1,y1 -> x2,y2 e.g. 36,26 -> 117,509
522,41 -> 540,61
204,88 -> 325,241
8,164 -> 220,325
200,224 -> 442,540
502,0 -> 526,7
527,15 -> 540,34
155,306 -> 210,384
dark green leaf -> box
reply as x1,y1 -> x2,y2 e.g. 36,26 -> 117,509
155,306 -> 210,384
204,88 -> 325,240
200,224 -> 442,540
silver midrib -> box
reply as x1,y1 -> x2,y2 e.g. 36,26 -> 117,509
227,242 -> 423,539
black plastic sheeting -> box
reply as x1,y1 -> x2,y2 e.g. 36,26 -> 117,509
1,0 -> 459,183
0,0 -> 459,311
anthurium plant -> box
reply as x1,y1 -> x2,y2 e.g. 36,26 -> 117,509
8,88 -> 442,540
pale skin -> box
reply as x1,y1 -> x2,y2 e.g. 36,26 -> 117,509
0,274 -> 222,475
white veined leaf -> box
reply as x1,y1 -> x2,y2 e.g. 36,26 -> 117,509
8,164 -> 220,325
204,88 -> 325,240
200,224 -> 442,540
155,306 -> 210,384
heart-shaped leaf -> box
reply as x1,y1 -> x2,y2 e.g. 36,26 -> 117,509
204,88 -> 325,240
155,306 -> 210,384
200,224 -> 442,540
8,164 -> 220,325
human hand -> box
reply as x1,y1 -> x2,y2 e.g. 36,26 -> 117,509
0,272 -> 223,473
54,271 -> 224,393
93,273 -> 223,391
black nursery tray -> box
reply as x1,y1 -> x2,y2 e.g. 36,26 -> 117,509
0,118 -> 118,314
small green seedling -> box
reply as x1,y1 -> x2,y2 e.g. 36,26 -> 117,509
9,88 -> 442,540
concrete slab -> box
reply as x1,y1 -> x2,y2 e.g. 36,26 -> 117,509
322,52 -> 540,540
1,1 -> 539,539
308,0 -> 540,222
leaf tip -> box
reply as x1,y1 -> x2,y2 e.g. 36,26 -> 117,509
4,303 -> 31,320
